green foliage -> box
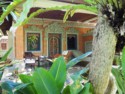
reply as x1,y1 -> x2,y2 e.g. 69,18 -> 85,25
12,83 -> 32,94
62,85 -> 71,94
0,47 -> 12,62
122,46 -> 125,79
1,81 -> 19,94
66,51 -> 92,69
0,0 -> 26,24
5,56 -> 66,94
63,8 -> 76,23
112,47 -> 125,94
0,47 -> 13,71
49,56 -> 66,92
70,80 -> 83,94
0,47 -> 12,82
19,75 -> 37,94
0,0 -> 11,7
84,0 -> 97,5
0,71 -> 3,80
112,68 -> 125,94
0,0 -> 97,31
62,82 -> 94,94
12,0 -> 34,28
1,56 -> 94,94
1,81 -> 32,94
70,68 -> 89,81
22,4 -> 97,25
32,68 -> 60,94
79,83 -> 94,94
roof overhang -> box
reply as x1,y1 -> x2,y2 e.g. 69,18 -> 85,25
33,0 -> 96,15
16,0 -> 97,27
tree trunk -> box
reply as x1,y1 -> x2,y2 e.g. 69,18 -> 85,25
89,16 -> 117,94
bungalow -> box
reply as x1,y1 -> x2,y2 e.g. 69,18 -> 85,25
13,0 -> 97,59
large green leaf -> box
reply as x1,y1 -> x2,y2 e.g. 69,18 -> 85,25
19,74 -> 37,94
32,68 -> 59,94
49,56 -> 66,92
1,81 -> 32,94
67,51 -> 92,69
79,83 -> 94,94
122,47 -> 125,79
63,80 -> 83,94
0,71 -> 3,80
70,80 -> 83,94
112,46 -> 125,94
70,67 -> 89,81
0,47 -> 12,62
13,83 -> 31,94
1,81 -> 21,94
62,85 -> 71,94
112,68 -> 125,94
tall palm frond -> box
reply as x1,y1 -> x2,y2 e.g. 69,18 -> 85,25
0,0 -> 13,35
0,0 -> 11,7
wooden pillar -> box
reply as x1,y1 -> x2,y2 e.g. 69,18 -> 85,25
15,26 -> 24,59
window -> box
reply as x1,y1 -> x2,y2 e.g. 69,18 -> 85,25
26,33 -> 40,51
1,43 -> 7,50
67,34 -> 77,50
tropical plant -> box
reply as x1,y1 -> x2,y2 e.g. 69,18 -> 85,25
1,52 -> 93,94
0,47 -> 12,62
0,47 -> 13,77
1,0 -> 125,94
0,47 -> 13,93
112,46 -> 125,94
0,0 -> 34,35
27,35 -> 39,50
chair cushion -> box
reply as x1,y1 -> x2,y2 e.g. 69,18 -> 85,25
25,59 -> 35,64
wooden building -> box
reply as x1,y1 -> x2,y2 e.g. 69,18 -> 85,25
14,0 -> 97,59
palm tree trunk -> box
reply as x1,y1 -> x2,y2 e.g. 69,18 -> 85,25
89,16 -> 117,94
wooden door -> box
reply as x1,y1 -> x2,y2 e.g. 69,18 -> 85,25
48,33 -> 61,58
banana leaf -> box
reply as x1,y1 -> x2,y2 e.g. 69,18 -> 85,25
19,74 -> 37,94
1,81 -> 19,94
70,67 -> 89,81
62,85 -> 71,94
112,68 -> 125,94
70,80 -> 83,94
49,56 -> 66,92
79,83 -> 94,94
66,51 -> 92,69
31,68 -> 59,94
